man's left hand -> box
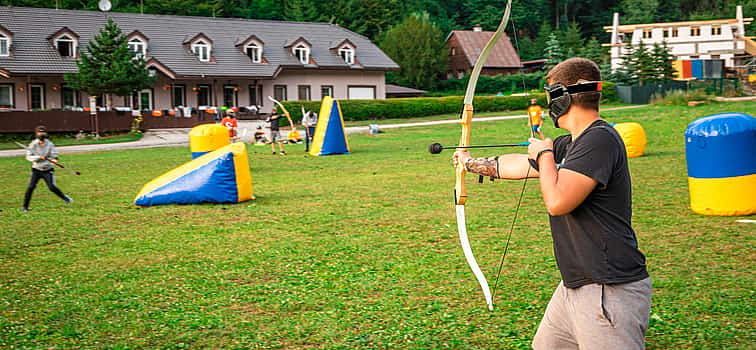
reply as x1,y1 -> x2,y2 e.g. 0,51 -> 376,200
452,150 -> 471,169
528,137 -> 553,160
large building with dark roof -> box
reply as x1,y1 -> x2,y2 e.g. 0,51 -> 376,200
0,6 -> 399,112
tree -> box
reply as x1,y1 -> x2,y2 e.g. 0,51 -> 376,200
379,12 -> 447,90
615,41 -> 655,85
543,32 -> 565,71
64,17 -> 155,109
620,0 -> 659,24
579,36 -> 606,65
562,22 -> 584,57
651,42 -> 676,81
284,0 -> 321,22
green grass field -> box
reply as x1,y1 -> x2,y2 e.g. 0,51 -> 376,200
0,102 -> 753,349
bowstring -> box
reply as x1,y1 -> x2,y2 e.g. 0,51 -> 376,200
491,18 -> 533,304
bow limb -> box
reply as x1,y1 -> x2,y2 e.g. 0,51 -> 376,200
267,96 -> 297,131
455,0 -> 513,312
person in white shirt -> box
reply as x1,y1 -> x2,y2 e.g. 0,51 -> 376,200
22,126 -> 73,212
301,110 -> 318,152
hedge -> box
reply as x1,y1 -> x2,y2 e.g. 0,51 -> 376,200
282,93 -> 547,122
437,73 -> 546,94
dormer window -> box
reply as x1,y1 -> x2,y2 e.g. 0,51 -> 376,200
128,38 -> 147,59
0,34 -> 8,57
55,34 -> 76,57
192,40 -> 211,62
245,43 -> 262,63
294,44 -> 310,64
339,46 -> 355,65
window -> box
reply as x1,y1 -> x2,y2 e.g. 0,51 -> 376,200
690,27 -> 701,37
55,34 -> 75,57
132,89 -> 152,110
196,84 -> 211,106
172,85 -> 185,107
0,34 -> 8,56
192,40 -> 211,62
457,70 -> 465,79
298,85 -> 311,101
663,29 -> 669,38
672,28 -> 679,37
61,86 -> 80,108
293,44 -> 310,64
321,85 -> 333,99
245,43 -> 262,63
711,25 -> 721,36
249,84 -> 263,106
0,84 -> 13,108
223,86 -> 238,107
128,38 -> 146,59
339,46 -> 355,65
450,47 -> 456,56
347,86 -> 375,100
642,29 -> 652,39
274,85 -> 287,101
30,84 -> 45,109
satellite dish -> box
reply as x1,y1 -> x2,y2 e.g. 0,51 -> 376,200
98,0 -> 112,12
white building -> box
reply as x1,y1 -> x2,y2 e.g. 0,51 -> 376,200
604,5 -> 754,70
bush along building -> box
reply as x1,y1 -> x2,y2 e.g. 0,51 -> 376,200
0,6 -> 399,113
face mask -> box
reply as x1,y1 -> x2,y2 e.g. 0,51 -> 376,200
543,81 -> 603,129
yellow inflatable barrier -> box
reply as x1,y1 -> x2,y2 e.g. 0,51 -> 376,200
688,174 -> 756,216
613,122 -> 647,158
190,123 -> 230,159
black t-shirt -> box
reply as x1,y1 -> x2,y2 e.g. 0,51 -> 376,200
536,119 -> 648,288
267,115 -> 280,131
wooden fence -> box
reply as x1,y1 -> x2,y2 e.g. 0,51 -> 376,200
0,110 -> 215,133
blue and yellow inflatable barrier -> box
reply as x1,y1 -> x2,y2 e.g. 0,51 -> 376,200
309,96 -> 350,156
135,143 -> 254,206
614,122 -> 647,158
190,123 -> 230,159
685,112 -> 756,216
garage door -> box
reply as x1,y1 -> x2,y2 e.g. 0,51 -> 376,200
348,86 -> 375,100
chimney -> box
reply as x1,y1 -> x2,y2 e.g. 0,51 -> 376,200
473,24 -> 483,32
611,12 -> 620,45
736,5 -> 745,38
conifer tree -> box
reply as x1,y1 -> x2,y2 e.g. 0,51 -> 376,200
652,42 -> 676,81
544,32 -> 565,71
64,18 -> 155,108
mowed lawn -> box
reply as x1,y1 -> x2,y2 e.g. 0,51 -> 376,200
0,102 -> 753,349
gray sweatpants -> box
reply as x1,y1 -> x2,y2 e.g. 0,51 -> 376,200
532,277 -> 652,350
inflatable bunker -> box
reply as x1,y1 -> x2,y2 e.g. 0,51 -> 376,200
135,143 -> 254,206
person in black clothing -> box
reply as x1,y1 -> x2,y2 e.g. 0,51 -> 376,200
266,107 -> 286,155
22,126 -> 73,212
454,58 -> 651,349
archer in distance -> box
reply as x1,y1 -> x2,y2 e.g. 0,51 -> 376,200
453,58 -> 651,349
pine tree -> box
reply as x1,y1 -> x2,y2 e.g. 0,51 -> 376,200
651,42 -> 676,81
562,22 -> 584,57
285,0 -> 320,22
64,17 -> 155,108
544,32 -> 565,71
379,12 -> 447,89
579,37 -> 606,65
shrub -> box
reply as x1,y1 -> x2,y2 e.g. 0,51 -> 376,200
282,94 -> 547,122
651,89 -> 715,106
601,81 -> 619,104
